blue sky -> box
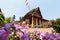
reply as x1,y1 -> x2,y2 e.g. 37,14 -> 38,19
0,0 -> 60,20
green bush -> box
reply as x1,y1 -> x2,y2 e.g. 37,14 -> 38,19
0,13 -> 5,26
53,24 -> 60,33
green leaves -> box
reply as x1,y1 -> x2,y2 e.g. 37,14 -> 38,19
0,13 -> 5,25
4,17 -> 11,23
50,18 -> 60,33
56,18 -> 60,25
53,24 -> 60,33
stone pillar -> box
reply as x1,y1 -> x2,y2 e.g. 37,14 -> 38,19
32,17 -> 34,27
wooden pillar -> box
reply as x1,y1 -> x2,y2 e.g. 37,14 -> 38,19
39,19 -> 41,25
32,16 -> 34,27
42,21 -> 44,27
36,18 -> 38,26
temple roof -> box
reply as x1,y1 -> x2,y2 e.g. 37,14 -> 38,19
23,7 -> 43,19
22,7 -> 48,21
42,19 -> 48,21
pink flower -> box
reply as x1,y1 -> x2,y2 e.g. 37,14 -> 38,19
20,29 -> 26,32
23,30 -> 30,40
49,33 -> 56,40
25,25 -> 29,29
14,24 -> 22,30
34,28 -> 38,33
55,33 -> 60,39
0,29 -> 9,40
40,32 -> 49,40
5,23 -> 11,30
22,21 -> 26,25
0,29 -> 5,36
16,31 -> 24,38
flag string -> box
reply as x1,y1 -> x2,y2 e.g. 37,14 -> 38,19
24,0 -> 30,10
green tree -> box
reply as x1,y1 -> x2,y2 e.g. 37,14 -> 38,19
4,17 -> 11,23
26,19 -> 30,24
50,20 -> 56,26
13,15 -> 15,21
19,17 -> 22,20
0,12 -> 5,26
50,18 -> 60,26
50,18 -> 60,33
56,18 -> 60,25
19,16 -> 23,21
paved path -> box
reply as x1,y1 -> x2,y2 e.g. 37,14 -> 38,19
29,28 -> 53,33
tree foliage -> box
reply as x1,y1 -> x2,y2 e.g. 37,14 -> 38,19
50,18 -> 60,33
56,18 -> 60,25
26,19 -> 30,24
19,17 -> 22,20
19,16 -> 23,22
4,17 -> 11,23
0,12 -> 5,26
13,15 -> 15,21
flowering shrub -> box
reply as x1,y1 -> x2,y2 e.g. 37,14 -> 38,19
0,22 -> 60,40
0,23 -> 12,40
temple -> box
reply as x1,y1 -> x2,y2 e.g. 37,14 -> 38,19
22,7 -> 51,28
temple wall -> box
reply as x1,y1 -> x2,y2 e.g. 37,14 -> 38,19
42,21 -> 49,28
24,18 -> 50,28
